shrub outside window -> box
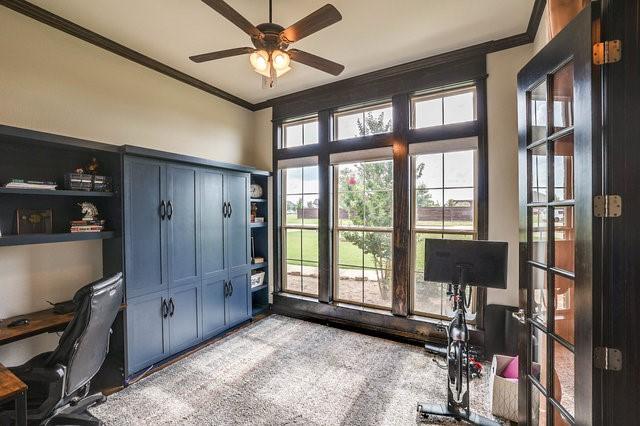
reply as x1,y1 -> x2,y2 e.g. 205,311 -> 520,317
333,103 -> 393,141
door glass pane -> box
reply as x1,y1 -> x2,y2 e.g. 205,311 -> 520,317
552,62 -> 574,133
531,266 -> 548,325
530,382 -> 548,426
531,207 -> 548,264
530,143 -> 548,202
531,325 -> 548,389
553,133 -> 574,201
554,342 -> 575,418
554,275 -> 575,345
554,206 -> 575,273
553,406 -> 573,426
530,81 -> 548,142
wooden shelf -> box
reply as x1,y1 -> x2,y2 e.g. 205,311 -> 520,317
0,188 -> 114,197
250,222 -> 267,228
250,198 -> 267,203
0,231 -> 116,247
250,262 -> 268,270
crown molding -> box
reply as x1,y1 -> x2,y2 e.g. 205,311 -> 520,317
1,0 -> 546,112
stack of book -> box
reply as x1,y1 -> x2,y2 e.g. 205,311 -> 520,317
4,179 -> 57,190
70,219 -> 105,233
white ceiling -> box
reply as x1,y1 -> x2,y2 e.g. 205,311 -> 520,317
31,0 -> 534,104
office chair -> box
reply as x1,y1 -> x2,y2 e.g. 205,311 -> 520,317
0,273 -> 123,426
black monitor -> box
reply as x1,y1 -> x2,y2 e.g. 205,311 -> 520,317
424,239 -> 508,289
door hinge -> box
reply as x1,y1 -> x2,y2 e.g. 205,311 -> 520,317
594,195 -> 622,218
593,40 -> 622,65
594,346 -> 622,371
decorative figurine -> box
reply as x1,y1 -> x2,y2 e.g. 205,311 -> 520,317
78,202 -> 99,222
86,157 -> 100,175
251,203 -> 258,223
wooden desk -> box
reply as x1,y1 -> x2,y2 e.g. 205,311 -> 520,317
0,363 -> 27,426
0,304 -> 126,346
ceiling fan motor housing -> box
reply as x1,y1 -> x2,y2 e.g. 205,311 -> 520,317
254,23 -> 288,52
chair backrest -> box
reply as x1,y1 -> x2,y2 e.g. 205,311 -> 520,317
46,273 -> 123,395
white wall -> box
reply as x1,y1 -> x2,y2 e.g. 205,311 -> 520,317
0,8 -> 265,366
486,44 -> 534,307
533,4 -> 551,54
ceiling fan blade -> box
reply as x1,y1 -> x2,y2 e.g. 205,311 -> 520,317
201,0 -> 263,39
288,49 -> 344,76
280,4 -> 342,43
189,47 -> 256,63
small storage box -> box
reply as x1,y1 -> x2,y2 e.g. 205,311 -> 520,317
64,173 -> 112,192
251,271 -> 265,288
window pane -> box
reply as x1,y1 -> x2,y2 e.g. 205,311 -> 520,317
553,133 -> 574,201
363,231 -> 392,270
285,168 -> 303,194
530,144 -> 548,203
531,207 -> 548,264
286,229 -> 302,261
363,269 -> 392,308
530,81 -> 548,142
335,103 -> 392,140
552,62 -> 574,133
531,325 -> 548,389
338,190 -> 364,227
530,382 -> 548,426
444,151 -> 474,187
303,166 -> 319,193
553,342 -> 574,418
285,195 -> 303,225
416,189 -> 444,229
444,91 -> 475,124
363,160 -> 393,191
338,162 -> 364,192
284,261 -> 302,293
338,231 -> 363,268
554,275 -> 574,345
443,188 -> 474,230
531,266 -> 548,326
302,263 -> 319,296
284,123 -> 303,148
414,233 -> 446,316
300,229 -> 318,264
303,121 -> 319,145
302,194 -> 319,226
415,153 -> 443,189
364,191 -> 393,227
554,206 -> 574,273
414,97 -> 443,128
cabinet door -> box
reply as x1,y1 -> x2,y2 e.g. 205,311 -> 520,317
227,272 -> 250,326
225,173 -> 250,272
168,283 -> 201,354
202,278 -> 227,338
124,158 -> 167,298
200,170 -> 225,280
167,165 -> 200,288
126,291 -> 169,375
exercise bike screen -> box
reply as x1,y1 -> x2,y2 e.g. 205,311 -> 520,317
424,239 -> 508,289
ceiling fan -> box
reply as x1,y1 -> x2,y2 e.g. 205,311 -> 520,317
189,0 -> 345,87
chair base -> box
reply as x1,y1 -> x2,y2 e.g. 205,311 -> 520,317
45,393 -> 106,426
417,402 -> 501,426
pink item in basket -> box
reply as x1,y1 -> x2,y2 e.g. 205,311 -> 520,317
501,355 -> 519,379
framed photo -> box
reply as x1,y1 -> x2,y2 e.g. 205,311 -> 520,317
17,209 -> 53,234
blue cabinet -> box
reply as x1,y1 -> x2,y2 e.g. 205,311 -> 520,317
124,156 -> 251,376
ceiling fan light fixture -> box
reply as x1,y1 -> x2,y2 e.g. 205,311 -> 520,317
249,50 -> 270,72
272,50 -> 291,71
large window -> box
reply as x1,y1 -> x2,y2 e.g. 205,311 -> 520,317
333,158 -> 393,309
411,87 -> 476,129
411,147 -> 477,318
283,117 -> 318,148
333,102 -> 393,141
281,165 -> 319,296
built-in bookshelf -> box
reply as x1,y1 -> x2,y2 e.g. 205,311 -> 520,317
0,126 -> 121,247
250,172 -> 270,316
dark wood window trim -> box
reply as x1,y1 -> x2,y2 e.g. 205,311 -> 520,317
272,54 -> 490,343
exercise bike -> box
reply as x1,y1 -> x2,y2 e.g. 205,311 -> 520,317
416,239 -> 507,426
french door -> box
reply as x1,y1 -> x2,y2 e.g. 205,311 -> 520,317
517,3 -> 602,425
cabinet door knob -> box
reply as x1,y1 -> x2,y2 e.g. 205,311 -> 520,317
161,299 -> 168,318
160,200 -> 166,220
167,201 -> 173,220
229,282 -> 234,296
169,298 -> 175,316
228,202 -> 232,217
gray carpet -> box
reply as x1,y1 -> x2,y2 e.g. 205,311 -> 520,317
92,315 -> 502,425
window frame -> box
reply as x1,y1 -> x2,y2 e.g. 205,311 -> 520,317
332,158 -> 394,310
332,101 -> 393,141
282,116 -> 319,148
409,149 -> 479,320
280,165 -> 320,298
410,86 -> 478,130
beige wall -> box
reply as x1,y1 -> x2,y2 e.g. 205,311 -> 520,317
486,44 -> 534,307
534,4 -> 551,54
0,8 -> 266,366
